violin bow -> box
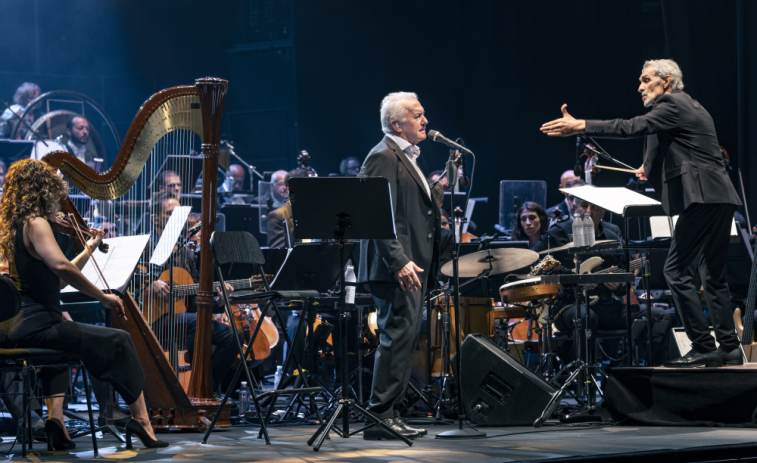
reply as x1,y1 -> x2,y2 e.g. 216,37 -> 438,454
67,213 -> 126,320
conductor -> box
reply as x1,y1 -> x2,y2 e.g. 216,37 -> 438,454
540,59 -> 743,368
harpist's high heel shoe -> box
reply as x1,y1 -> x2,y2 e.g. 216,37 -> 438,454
124,419 -> 169,449
44,418 -> 76,451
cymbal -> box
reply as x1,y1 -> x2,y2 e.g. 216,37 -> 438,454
442,248 -> 539,278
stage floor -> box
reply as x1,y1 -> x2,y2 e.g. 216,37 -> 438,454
4,422 -> 757,462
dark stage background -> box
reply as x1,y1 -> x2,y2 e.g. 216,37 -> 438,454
1,0 -> 755,234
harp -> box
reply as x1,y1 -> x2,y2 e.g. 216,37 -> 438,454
44,78 -> 230,431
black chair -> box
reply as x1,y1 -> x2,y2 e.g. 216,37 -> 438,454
201,231 -> 323,444
0,276 -> 98,457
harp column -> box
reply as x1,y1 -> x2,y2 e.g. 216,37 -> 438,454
188,77 -> 228,401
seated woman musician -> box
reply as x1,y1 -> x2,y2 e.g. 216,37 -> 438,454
0,159 -> 168,450
511,202 -> 549,248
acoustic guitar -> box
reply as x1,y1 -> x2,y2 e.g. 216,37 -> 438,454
142,267 -> 267,324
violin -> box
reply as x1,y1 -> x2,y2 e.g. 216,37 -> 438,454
49,195 -> 109,254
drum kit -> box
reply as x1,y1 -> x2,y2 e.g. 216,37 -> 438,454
430,239 -> 630,421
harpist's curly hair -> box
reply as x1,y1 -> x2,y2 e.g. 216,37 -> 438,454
0,159 -> 67,261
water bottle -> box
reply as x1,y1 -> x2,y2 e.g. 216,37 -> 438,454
572,213 -> 584,247
239,381 -> 250,413
583,214 -> 595,246
345,265 -> 356,305
273,365 -> 283,390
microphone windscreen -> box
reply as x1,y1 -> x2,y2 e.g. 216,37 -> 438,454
427,130 -> 440,140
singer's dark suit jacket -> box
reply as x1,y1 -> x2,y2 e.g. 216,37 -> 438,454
585,90 -> 741,216
358,136 -> 441,285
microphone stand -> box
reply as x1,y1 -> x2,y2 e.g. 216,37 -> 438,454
435,149 -> 485,440
221,140 -> 264,191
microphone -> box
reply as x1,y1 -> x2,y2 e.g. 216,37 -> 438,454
573,135 -> 584,177
428,130 -> 473,155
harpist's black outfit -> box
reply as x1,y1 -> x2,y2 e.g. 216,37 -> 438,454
0,224 -> 144,403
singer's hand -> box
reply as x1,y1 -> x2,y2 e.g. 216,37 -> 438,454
635,165 -> 647,181
541,104 -> 586,137
396,261 -> 424,292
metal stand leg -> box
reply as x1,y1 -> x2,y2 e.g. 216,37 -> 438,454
80,367 -> 99,456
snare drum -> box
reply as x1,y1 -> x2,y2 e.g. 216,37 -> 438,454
499,277 -> 560,304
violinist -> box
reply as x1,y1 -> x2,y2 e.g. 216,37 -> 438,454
0,159 -> 167,449
144,190 -> 243,392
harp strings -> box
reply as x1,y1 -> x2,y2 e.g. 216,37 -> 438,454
66,128 -> 198,379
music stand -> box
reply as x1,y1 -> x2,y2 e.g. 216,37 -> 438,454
561,185 -> 667,366
286,177 -> 413,450
270,242 -> 355,292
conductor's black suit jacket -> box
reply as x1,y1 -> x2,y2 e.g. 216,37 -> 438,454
585,90 -> 741,216
358,136 -> 441,286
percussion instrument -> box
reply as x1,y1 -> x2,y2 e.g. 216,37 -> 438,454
442,248 -> 539,278
499,277 -> 561,304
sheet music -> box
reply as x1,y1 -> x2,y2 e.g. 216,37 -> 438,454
560,185 -> 663,215
149,206 -> 192,266
650,216 -> 739,239
61,234 -> 151,294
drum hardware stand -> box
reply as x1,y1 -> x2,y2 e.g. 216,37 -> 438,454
435,148 -> 486,440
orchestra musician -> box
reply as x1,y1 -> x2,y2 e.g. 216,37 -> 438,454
0,159 -> 167,449
266,169 -> 306,248
339,156 -> 361,176
144,191 -> 243,391
358,91 -> 440,440
547,170 -> 580,218
1,82 -> 40,139
511,202 -> 549,248
158,170 -> 183,195
541,59 -> 742,368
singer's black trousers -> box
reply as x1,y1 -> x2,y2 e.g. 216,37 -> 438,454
368,277 -> 428,420
665,203 -> 739,353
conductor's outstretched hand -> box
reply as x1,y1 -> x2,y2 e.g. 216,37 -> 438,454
541,104 -> 586,137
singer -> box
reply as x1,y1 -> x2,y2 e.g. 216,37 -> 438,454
358,92 -> 440,439
540,59 -> 743,368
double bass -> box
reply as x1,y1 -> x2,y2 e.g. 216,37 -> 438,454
42,78 -> 229,432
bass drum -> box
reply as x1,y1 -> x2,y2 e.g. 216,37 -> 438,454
26,109 -> 108,167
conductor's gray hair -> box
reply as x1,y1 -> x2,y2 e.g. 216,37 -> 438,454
643,59 -> 684,91
380,91 -> 418,134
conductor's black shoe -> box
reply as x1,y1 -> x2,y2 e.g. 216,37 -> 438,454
719,346 -> 744,366
363,418 -> 419,440
394,417 -> 427,437
664,349 -> 722,368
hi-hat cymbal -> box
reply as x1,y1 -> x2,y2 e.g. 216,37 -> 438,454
442,248 -> 539,278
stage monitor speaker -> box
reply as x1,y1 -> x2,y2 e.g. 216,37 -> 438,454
459,333 -> 559,426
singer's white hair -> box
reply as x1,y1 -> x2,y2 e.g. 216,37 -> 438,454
643,59 -> 684,91
380,91 -> 418,134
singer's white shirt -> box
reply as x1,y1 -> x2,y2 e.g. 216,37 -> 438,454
386,133 -> 431,199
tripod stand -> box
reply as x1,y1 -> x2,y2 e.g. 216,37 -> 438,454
285,177 -> 413,450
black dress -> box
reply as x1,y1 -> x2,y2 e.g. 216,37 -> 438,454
0,223 -> 144,403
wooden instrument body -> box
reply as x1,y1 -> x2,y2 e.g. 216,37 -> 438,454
112,292 -> 230,431
43,78 -> 229,431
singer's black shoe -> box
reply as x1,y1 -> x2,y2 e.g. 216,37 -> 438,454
124,419 -> 169,449
664,349 -> 722,368
363,418 -> 419,440
719,346 -> 744,366
394,417 -> 427,437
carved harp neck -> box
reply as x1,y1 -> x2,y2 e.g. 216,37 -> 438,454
42,78 -> 228,200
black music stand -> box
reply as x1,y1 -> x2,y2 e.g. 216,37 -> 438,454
286,177 -> 413,450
